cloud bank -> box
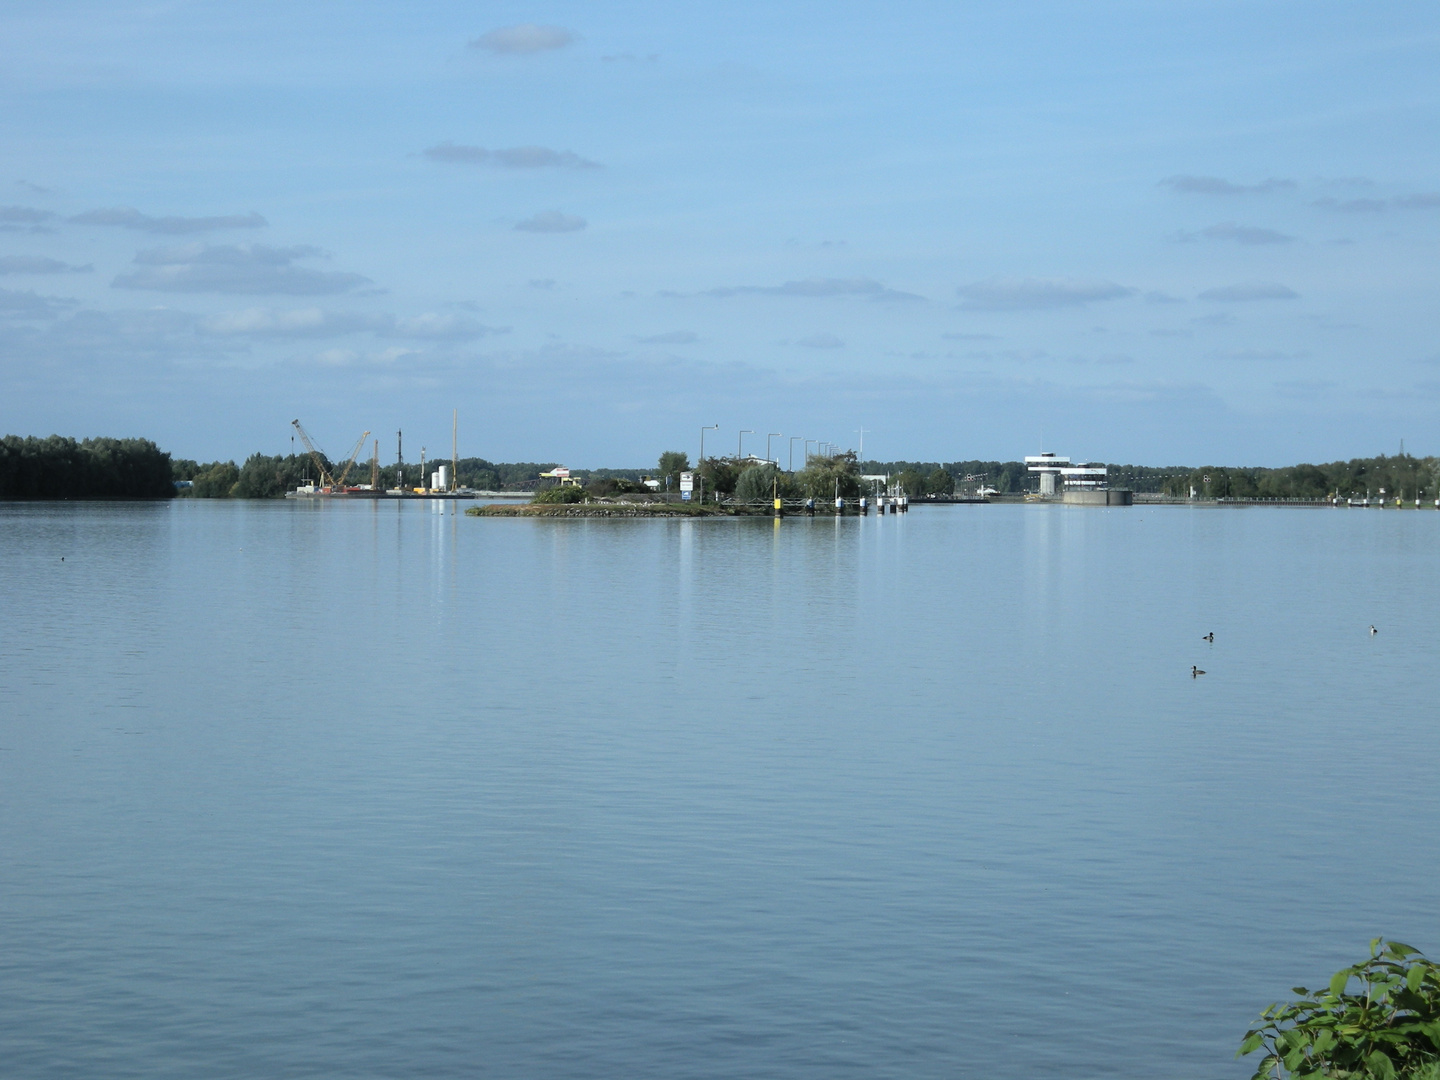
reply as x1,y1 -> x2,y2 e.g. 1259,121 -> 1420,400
1160,175 -> 1295,195
70,208 -> 267,234
704,277 -> 922,302
1198,282 -> 1299,302
470,24 -> 576,54
955,277 -> 1135,311
0,255 -> 92,274
112,244 -> 372,295
422,143 -> 600,169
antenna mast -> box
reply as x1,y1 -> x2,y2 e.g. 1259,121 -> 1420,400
452,410 -> 458,493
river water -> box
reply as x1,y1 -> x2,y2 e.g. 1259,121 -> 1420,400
2,499 -> 1438,1079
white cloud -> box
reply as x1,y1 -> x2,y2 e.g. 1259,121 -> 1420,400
515,211 -> 586,233
955,277 -> 1135,311
792,332 -> 844,348
113,244 -> 371,295
389,313 -> 502,341
704,277 -> 923,302
470,24 -> 576,54
1160,175 -> 1295,195
1193,222 -> 1295,245
199,307 -> 383,337
0,206 -> 54,224
0,255 -> 91,274
70,208 -> 267,234
1198,283 -> 1299,302
0,286 -> 76,319
1313,197 -> 1387,213
422,143 -> 600,169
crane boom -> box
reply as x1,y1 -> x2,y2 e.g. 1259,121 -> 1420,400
291,419 -> 335,487
333,430 -> 371,488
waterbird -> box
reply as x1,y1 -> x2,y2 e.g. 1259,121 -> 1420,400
1203,632 -> 1214,642
1370,625 -> 1378,635
1192,666 -> 1206,677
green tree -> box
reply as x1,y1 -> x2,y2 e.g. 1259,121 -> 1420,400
735,463 -> 780,502
795,452 -> 861,499
1240,939 -> 1440,1080
894,468 -> 927,497
926,467 -> 954,495
658,451 -> 690,491
191,461 -> 240,498
698,457 -> 741,496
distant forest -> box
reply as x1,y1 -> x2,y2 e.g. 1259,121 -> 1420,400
0,436 -> 175,499
3,433 -> 1438,502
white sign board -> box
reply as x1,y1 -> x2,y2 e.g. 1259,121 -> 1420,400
680,471 -> 695,501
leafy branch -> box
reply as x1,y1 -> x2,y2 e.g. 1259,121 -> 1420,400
1240,940 -> 1440,1080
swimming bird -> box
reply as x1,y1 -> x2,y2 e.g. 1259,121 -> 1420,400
1370,625 -> 1377,635
1192,665 -> 1206,677
1203,632 -> 1214,642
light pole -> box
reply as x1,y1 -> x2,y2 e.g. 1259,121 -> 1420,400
700,424 -> 717,503
789,436 -> 802,472
738,430 -> 753,459
855,427 -> 868,455
805,439 -> 815,464
766,433 -> 782,464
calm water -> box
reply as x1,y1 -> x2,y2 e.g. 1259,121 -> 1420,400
3,500 -> 1438,1079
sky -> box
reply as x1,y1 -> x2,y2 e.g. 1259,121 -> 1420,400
2,1 -> 1438,468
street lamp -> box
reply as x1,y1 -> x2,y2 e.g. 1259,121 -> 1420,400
789,436 -> 802,472
700,424 -> 718,503
738,429 -> 753,459
766,433 -> 782,464
805,439 -> 815,464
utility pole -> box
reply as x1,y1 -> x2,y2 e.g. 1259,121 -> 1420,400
396,430 -> 403,491
855,427 -> 868,455
452,410 -> 458,493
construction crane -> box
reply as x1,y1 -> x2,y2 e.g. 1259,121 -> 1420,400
332,430 -> 371,488
291,420 -> 370,491
291,419 -> 335,488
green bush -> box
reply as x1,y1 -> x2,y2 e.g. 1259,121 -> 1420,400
1240,940 -> 1440,1080
532,484 -> 587,504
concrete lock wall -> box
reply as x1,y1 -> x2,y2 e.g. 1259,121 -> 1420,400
1061,489 -> 1133,506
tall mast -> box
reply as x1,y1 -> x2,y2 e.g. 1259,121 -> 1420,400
451,410 -> 458,493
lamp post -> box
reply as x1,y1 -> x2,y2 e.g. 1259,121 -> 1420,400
738,430 -> 753,459
767,433 -> 782,464
789,436 -> 802,472
700,424 -> 717,503
805,439 -> 815,464
854,427 -> 868,455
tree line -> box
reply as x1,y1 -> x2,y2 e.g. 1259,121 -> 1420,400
0,436 -> 175,499
4,432 -> 1438,503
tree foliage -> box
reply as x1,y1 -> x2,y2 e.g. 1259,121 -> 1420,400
795,452 -> 861,499
1240,940 -> 1440,1080
0,435 -> 175,499
532,484 -> 587,504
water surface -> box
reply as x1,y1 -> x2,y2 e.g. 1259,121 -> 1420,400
3,500 -> 1438,1079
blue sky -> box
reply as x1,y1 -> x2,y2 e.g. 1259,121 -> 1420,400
2,1 -> 1437,466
